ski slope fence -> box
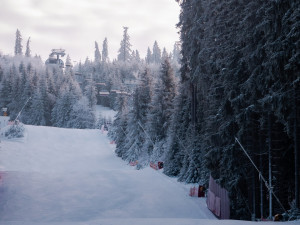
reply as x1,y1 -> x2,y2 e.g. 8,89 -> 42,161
150,162 -> 158,170
207,175 -> 230,219
189,186 -> 205,197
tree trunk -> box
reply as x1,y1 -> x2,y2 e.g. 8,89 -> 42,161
294,89 -> 299,209
268,112 -> 273,219
252,167 -> 256,221
258,129 -> 264,219
251,118 -> 257,220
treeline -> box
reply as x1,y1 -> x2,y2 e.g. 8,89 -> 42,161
0,28 -> 180,129
110,0 -> 300,220
0,55 -> 96,128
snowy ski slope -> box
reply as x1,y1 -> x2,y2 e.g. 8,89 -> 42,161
0,114 -> 299,224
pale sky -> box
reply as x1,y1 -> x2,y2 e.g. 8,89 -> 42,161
0,0 -> 180,64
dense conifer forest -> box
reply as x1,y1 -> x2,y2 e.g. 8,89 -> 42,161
111,0 -> 300,220
0,0 -> 299,220
168,0 -> 299,220
0,27 -> 180,129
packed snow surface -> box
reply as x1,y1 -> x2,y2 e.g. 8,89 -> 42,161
95,105 -> 116,122
0,115 -> 299,224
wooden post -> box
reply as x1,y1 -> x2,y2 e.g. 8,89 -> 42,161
268,113 -> 273,219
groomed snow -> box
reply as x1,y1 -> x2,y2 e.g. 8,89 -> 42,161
0,114 -> 299,225
0,123 -> 215,224
95,105 -> 116,122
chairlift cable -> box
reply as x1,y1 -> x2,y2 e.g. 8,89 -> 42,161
14,97 -> 31,123
137,121 -> 155,146
235,137 -> 287,214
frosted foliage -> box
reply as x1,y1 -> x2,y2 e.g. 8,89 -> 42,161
25,88 -> 46,125
152,41 -> 162,64
118,27 -> 132,62
4,123 -> 25,139
25,37 -> 31,57
68,96 -> 95,129
102,37 -> 109,62
172,0 -> 300,219
84,82 -> 97,109
94,41 -> 101,63
14,29 -> 23,56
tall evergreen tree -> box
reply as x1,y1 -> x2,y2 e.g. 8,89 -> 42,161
152,41 -> 162,64
102,37 -> 109,62
172,41 -> 181,64
135,50 -> 141,62
123,68 -> 153,163
0,67 -> 14,108
94,41 -> 101,63
84,80 -> 97,109
0,65 -> 3,82
25,37 -> 31,57
14,29 -> 23,56
162,47 -> 169,60
68,96 -> 95,129
112,94 -> 129,158
26,87 -> 46,125
146,47 -> 153,64
51,90 -> 74,128
117,27 -> 132,62
164,83 -> 191,177
145,58 -> 176,161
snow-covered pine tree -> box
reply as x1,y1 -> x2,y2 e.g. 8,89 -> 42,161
39,73 -> 54,126
7,65 -> 22,119
19,68 -> 35,123
135,50 -> 141,62
112,93 -> 129,158
152,41 -> 161,64
164,83 -> 191,177
145,57 -> 176,161
0,68 -> 13,109
65,55 -> 72,68
117,27 -> 132,62
51,79 -> 82,128
123,67 -> 153,163
145,47 -> 153,64
51,89 -> 73,128
26,87 -> 46,125
43,69 -> 57,126
162,47 -> 169,60
0,64 -> 3,82
94,41 -> 101,63
67,96 -> 96,129
14,29 -> 23,56
172,42 -> 181,64
84,80 -> 97,110
25,37 -> 31,57
102,37 -> 109,63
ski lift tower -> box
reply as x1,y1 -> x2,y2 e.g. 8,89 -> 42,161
45,48 -> 66,68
